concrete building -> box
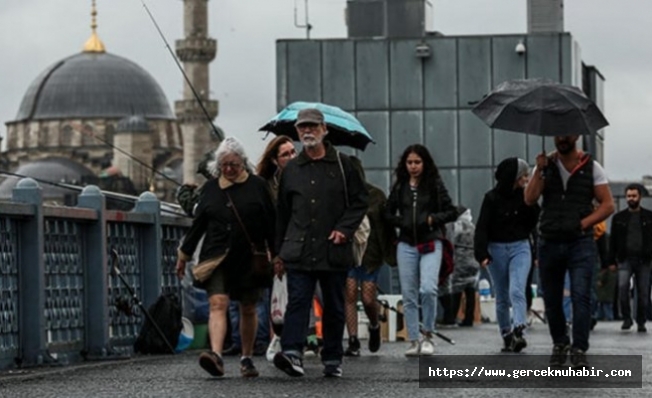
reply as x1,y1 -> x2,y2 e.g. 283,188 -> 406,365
276,0 -> 606,220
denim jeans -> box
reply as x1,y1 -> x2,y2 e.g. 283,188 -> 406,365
487,240 -> 532,336
618,258 -> 652,326
396,240 -> 442,341
281,269 -> 347,365
538,235 -> 596,352
597,302 -> 614,320
229,289 -> 271,348
563,272 -> 572,322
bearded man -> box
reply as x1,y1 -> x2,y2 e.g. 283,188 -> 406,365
525,135 -> 614,368
608,184 -> 652,333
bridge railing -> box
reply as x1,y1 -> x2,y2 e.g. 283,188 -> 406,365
0,178 -> 191,369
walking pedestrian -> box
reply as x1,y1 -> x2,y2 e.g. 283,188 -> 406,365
384,144 -> 458,356
343,156 -> 391,357
608,184 -> 652,332
273,108 -> 368,378
176,137 -> 276,378
248,135 -> 298,359
524,135 -> 614,368
474,157 -> 540,352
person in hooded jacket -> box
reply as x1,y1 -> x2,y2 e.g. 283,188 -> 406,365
474,157 -> 540,352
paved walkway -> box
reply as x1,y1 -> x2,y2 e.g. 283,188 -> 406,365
0,321 -> 649,397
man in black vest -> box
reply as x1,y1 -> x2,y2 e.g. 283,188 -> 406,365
608,184 -> 652,332
525,135 -> 614,369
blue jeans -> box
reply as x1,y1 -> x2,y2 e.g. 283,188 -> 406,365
396,240 -> 442,341
597,302 -> 614,320
538,235 -> 596,351
281,269 -> 347,365
487,240 -> 532,336
229,289 -> 271,348
563,272 -> 572,322
347,266 -> 380,283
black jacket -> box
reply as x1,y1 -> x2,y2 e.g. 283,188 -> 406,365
179,174 -> 276,291
608,207 -> 652,264
361,182 -> 394,273
276,144 -> 368,272
384,177 -> 458,246
474,187 -> 540,262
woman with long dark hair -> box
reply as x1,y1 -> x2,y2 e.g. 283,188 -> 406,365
256,135 -> 296,201
252,135 -> 298,360
384,144 -> 458,356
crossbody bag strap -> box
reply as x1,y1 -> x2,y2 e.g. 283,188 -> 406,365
223,190 -> 256,251
336,151 -> 349,208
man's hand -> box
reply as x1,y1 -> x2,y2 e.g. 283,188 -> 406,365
535,152 -> 548,171
328,230 -> 347,244
480,258 -> 490,268
176,259 -> 187,280
580,218 -> 591,231
427,215 -> 434,226
608,264 -> 617,272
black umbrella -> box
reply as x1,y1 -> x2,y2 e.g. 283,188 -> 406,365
472,79 -> 609,136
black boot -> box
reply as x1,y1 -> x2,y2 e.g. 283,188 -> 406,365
511,325 -> 527,353
501,333 -> 514,352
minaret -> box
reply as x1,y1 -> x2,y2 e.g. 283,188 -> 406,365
176,0 -> 219,184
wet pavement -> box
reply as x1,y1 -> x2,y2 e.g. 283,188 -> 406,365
0,321 -> 650,397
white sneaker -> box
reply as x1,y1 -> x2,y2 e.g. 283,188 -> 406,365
419,336 -> 435,356
405,341 -> 420,357
266,335 -> 281,362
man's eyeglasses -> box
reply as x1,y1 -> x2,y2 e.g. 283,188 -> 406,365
296,123 -> 320,130
277,149 -> 297,159
219,162 -> 243,170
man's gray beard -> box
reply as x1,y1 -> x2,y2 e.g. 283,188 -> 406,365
301,136 -> 322,148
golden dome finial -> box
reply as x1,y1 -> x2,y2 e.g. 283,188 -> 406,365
83,0 -> 106,53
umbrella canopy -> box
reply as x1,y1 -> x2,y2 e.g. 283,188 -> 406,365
259,101 -> 375,151
472,79 -> 609,136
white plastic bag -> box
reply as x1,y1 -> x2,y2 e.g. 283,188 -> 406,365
270,275 -> 288,325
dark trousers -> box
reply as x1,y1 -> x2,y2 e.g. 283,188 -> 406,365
618,258 -> 652,326
647,273 -> 652,321
538,235 -> 596,352
439,284 -> 475,324
281,269 -> 347,365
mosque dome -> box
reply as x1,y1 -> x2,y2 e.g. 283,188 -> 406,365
0,157 -> 95,200
13,51 -> 174,122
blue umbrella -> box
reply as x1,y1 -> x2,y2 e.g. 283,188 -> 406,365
259,101 -> 375,151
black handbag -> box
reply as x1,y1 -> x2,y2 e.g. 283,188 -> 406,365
224,191 -> 273,288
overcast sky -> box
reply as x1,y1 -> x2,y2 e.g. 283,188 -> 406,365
0,0 -> 650,181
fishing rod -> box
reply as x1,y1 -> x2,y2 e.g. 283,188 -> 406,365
0,170 -> 189,218
71,122 -> 181,188
140,0 -> 224,143
375,286 -> 455,345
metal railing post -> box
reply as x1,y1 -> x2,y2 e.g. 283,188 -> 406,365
12,178 -> 48,366
77,185 -> 110,359
134,192 -> 162,308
